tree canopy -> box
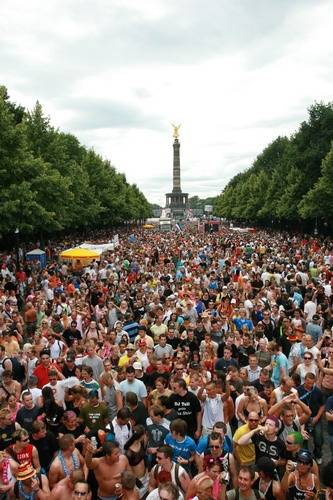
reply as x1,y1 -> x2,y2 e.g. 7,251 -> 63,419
214,102 -> 333,228
0,87 -> 151,237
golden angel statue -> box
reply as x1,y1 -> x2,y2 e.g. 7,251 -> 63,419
171,123 -> 181,139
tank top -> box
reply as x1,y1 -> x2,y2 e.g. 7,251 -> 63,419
202,395 -> 224,428
8,444 -> 34,465
288,471 -> 316,499
252,477 -> 274,500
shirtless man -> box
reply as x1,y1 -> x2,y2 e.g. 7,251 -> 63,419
51,469 -> 86,500
85,440 -> 129,500
48,434 -> 86,489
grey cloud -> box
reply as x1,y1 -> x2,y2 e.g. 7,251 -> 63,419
61,97 -> 164,131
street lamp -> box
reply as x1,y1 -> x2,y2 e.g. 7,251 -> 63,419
14,228 -> 20,267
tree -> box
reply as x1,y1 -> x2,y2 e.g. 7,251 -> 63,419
299,143 -> 333,220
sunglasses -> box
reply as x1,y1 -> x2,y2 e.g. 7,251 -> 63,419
73,492 -> 87,497
286,440 -> 294,445
210,445 -> 221,449
249,419 -> 259,422
304,357 -> 312,360
21,438 -> 29,442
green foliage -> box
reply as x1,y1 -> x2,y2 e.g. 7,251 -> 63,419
215,102 -> 333,225
0,87 -> 150,236
188,195 -> 218,210
299,143 -> 333,219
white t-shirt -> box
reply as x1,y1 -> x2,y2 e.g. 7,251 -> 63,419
49,339 -> 66,360
304,301 -> 316,321
202,394 -> 224,429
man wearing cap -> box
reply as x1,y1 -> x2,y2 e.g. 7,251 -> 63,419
119,366 -> 148,407
79,390 -> 108,433
281,449 -> 320,498
118,343 -> 137,369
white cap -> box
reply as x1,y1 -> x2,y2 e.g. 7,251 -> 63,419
133,362 -> 143,370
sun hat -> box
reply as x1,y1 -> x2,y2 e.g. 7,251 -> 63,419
17,462 -> 36,481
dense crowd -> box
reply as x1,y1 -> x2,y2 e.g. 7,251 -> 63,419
1,226 -> 333,499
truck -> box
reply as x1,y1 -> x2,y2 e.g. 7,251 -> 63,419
159,217 -> 172,232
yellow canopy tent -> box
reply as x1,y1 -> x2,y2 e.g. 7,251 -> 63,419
143,224 -> 155,229
60,247 -> 101,269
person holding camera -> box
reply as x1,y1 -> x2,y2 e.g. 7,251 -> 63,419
281,449 -> 320,499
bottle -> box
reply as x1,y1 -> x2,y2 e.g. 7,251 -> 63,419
91,436 -> 98,451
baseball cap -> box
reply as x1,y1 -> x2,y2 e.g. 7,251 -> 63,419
133,362 -> 143,370
127,343 -> 135,350
312,314 -> 320,321
296,449 -> 313,465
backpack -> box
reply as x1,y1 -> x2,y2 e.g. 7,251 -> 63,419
235,488 -> 261,500
153,463 -> 182,490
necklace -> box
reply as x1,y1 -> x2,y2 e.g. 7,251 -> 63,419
18,481 -> 36,500
58,450 -> 80,476
259,478 -> 271,495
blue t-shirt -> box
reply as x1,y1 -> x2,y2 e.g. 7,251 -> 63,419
164,434 -> 196,461
233,318 -> 253,332
271,352 -> 289,386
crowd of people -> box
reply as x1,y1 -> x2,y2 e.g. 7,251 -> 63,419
1,225 -> 333,499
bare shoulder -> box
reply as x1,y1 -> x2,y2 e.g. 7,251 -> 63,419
119,454 -> 129,468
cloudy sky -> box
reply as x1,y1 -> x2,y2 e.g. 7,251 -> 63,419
1,0 -> 332,205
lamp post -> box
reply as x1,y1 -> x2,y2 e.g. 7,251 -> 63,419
314,217 -> 318,236
14,228 -> 20,267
